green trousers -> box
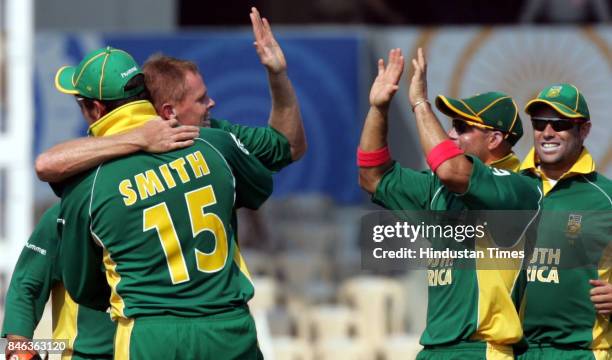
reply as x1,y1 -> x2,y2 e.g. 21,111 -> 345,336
516,345 -> 612,360
417,341 -> 515,360
114,307 -> 263,360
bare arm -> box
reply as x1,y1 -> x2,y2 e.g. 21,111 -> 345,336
358,48 -> 404,194
35,117 -> 199,182
408,48 -> 471,193
250,7 -> 306,161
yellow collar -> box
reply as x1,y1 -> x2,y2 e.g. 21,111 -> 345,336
489,152 -> 521,172
520,147 -> 596,194
89,100 -> 157,137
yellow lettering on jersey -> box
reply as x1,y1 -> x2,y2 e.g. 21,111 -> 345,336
119,179 -> 137,206
158,164 -> 177,189
185,186 -> 228,273
135,170 -> 165,200
526,265 -> 559,283
186,151 -> 210,178
529,247 -> 561,266
169,158 -> 190,183
428,268 -> 452,286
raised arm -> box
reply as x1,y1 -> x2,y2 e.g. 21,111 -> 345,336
358,48 -> 404,194
250,7 -> 306,161
35,117 -> 199,182
408,48 -> 472,193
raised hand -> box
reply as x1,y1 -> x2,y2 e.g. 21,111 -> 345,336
250,7 -> 286,74
369,48 -> 405,109
408,47 -> 428,108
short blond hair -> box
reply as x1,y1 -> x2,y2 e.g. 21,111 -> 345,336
142,54 -> 200,112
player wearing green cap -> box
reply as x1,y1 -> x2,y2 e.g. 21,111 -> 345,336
516,83 -> 612,360
358,48 -> 541,360
52,43 -> 272,360
3,8 -> 303,360
35,8 -> 304,183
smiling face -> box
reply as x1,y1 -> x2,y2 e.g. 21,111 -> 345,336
173,71 -> 215,128
530,105 -> 590,176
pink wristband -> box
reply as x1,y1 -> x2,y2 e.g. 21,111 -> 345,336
357,146 -> 391,167
426,140 -> 464,171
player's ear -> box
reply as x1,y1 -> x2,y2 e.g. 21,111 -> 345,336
578,121 -> 591,142
160,104 -> 175,120
488,130 -> 504,150
86,100 -> 107,121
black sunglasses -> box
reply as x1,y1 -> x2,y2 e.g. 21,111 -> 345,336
531,117 -> 583,132
452,119 -> 495,135
452,119 -> 475,135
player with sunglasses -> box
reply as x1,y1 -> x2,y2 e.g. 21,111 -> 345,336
516,84 -> 612,359
358,48 -> 541,360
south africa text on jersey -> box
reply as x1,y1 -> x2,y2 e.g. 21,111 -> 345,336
526,247 -> 560,284
119,150 -> 210,206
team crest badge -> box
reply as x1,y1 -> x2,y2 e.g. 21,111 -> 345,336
546,86 -> 562,98
565,213 -> 582,239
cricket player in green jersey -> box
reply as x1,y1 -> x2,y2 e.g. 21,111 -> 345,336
2,204 -> 115,360
4,8 -> 303,360
358,48 -> 541,360
36,8 -> 305,183
516,84 -> 612,360
53,45 -> 272,359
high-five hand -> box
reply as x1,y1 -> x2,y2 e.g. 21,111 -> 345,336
250,7 -> 287,74
409,47 -> 428,109
369,48 -> 405,109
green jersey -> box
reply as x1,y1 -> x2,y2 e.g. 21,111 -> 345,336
519,148 -> 612,349
58,101 -> 273,320
211,118 -> 292,172
372,153 -> 541,347
1,204 -> 115,357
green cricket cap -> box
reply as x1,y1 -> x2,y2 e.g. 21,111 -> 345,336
524,83 -> 589,120
435,91 -> 523,145
55,46 -> 144,100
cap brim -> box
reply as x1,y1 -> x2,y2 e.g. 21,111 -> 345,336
435,95 -> 483,124
55,66 -> 79,95
524,99 -> 586,119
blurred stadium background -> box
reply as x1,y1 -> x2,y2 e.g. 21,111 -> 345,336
0,0 -> 610,359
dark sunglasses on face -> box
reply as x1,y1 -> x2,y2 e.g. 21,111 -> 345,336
531,117 -> 583,132
452,119 -> 493,135
452,119 -> 474,135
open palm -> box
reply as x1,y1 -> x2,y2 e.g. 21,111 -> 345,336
369,48 -> 404,108
250,7 -> 286,74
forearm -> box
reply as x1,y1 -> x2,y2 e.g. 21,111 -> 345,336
35,134 -> 142,182
413,102 -> 471,192
360,106 -> 389,151
2,279 -> 48,338
358,106 -> 393,193
267,71 -> 306,160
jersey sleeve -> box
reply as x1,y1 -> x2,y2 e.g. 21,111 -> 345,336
1,204 -> 61,338
202,129 -> 273,210
57,174 -> 110,311
459,155 -> 542,210
372,162 -> 435,210
210,118 -> 292,172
